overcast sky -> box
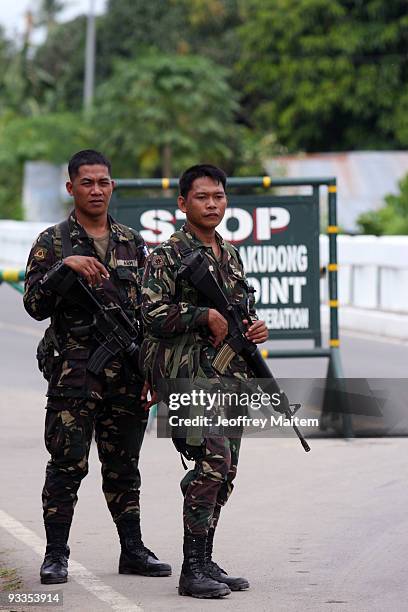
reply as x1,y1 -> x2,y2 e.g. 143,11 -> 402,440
1,0 -> 106,41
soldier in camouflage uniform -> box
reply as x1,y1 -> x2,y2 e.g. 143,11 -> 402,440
141,164 -> 268,598
24,150 -> 171,584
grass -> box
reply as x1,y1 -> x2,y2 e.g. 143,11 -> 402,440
0,552 -> 23,592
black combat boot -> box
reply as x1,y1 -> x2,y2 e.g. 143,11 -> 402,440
205,525 -> 249,591
40,523 -> 71,584
117,516 -> 171,577
178,534 -> 231,598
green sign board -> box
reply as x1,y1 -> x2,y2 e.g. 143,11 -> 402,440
110,189 -> 321,344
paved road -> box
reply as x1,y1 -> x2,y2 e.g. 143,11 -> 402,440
1,284 -> 408,611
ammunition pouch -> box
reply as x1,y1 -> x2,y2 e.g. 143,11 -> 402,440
36,325 -> 60,382
172,437 -> 206,462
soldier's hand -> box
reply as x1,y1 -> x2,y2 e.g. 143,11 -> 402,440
243,319 -> 268,344
64,256 -> 109,287
207,309 -> 228,347
141,380 -> 157,411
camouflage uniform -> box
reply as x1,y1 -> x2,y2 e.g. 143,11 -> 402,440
141,225 -> 257,536
24,211 -> 148,525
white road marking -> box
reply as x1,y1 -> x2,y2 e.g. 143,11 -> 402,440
0,509 -> 143,612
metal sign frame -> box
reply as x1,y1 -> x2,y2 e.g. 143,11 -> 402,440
110,175 -> 351,437
111,175 -> 340,349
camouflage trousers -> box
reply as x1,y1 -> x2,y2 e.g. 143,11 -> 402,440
180,436 -> 241,536
43,396 -> 147,525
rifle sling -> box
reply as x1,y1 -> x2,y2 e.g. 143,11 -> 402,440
57,219 -> 73,258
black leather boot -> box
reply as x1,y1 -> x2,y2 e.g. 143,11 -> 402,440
40,523 -> 70,585
178,534 -> 231,598
205,525 -> 249,591
117,517 -> 171,577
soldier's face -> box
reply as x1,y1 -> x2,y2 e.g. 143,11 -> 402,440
178,177 -> 227,230
66,164 -> 115,219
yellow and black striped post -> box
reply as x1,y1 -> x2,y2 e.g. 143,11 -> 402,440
326,182 -> 353,437
327,182 -> 339,349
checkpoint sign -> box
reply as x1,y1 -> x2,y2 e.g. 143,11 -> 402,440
111,190 -> 321,342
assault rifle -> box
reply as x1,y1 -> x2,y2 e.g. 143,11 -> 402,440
178,250 -> 311,452
40,261 -> 141,376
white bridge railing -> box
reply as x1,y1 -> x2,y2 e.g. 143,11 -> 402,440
1,221 -> 406,338
320,235 -> 408,314
0,221 -> 52,268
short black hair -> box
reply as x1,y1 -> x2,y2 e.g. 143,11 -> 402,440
179,164 -> 227,199
68,149 -> 112,180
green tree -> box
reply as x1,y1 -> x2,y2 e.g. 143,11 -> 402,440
0,27 -> 15,111
93,53 -> 241,177
98,0 -> 241,73
98,0 -> 187,63
0,113 -> 93,218
32,16 -> 87,112
36,0 -> 65,33
181,0 -> 243,72
238,0 -> 408,151
0,25 -> 41,117
30,1 -> 243,116
358,174 -> 408,235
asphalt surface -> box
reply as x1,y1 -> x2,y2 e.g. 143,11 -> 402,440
1,283 -> 408,611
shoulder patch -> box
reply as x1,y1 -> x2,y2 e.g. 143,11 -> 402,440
34,246 -> 47,261
151,254 -> 165,269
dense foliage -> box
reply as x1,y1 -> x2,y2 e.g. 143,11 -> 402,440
0,0 -> 407,227
238,0 -> 408,151
93,53 -> 240,177
358,175 -> 408,235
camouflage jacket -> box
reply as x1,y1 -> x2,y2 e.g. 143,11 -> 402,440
141,225 -> 257,387
24,211 -> 148,400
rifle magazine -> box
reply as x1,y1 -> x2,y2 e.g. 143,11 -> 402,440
212,343 -> 236,375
